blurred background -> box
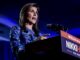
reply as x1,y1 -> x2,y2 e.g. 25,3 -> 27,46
0,0 -> 80,60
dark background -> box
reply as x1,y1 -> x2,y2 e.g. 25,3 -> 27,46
0,0 -> 80,60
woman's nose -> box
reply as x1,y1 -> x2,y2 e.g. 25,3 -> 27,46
33,12 -> 37,16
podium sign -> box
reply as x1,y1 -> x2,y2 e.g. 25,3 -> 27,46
60,30 -> 80,58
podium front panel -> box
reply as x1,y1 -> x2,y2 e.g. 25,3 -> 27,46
61,30 -> 80,59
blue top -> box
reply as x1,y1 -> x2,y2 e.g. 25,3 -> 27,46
10,26 -> 41,55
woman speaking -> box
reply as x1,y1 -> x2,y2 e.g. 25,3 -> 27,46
10,3 -> 47,60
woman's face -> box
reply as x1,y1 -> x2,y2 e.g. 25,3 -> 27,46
26,6 -> 38,24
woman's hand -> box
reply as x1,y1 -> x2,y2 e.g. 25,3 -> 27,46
39,34 -> 50,40
40,36 -> 47,40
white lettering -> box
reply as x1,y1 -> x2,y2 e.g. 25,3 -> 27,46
66,40 -> 78,52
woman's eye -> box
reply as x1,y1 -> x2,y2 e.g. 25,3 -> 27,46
30,10 -> 34,12
29,10 -> 38,15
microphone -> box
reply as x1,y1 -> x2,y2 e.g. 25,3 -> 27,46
46,24 -> 68,31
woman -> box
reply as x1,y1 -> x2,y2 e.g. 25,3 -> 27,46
10,3 -> 47,60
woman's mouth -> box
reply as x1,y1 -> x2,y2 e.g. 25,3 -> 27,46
32,17 -> 37,20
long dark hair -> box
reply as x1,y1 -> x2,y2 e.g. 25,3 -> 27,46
19,3 -> 39,36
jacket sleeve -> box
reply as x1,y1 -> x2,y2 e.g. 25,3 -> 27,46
10,26 -> 25,56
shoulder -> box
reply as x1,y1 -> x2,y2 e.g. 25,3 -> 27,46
11,26 -> 20,30
10,26 -> 21,34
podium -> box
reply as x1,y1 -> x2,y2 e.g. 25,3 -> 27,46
24,36 -> 61,59
19,30 -> 80,60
